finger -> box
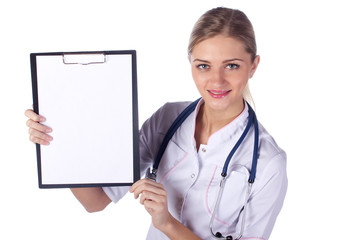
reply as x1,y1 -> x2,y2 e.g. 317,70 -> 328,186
143,198 -> 168,215
130,178 -> 154,191
24,109 -> 45,122
140,191 -> 152,205
131,180 -> 166,199
143,199 -> 156,214
140,190 -> 167,205
29,135 -> 50,145
135,178 -> 165,190
29,128 -> 53,142
133,183 -> 164,199
132,185 -> 165,201
130,178 -> 158,193
26,119 -> 52,133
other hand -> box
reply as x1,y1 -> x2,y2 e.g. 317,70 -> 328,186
130,179 -> 173,230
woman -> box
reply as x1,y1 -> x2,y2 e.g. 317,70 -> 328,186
25,7 -> 287,240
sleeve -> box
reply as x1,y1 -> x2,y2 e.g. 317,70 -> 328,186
238,151 -> 288,240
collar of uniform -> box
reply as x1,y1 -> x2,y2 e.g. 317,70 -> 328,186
191,98 -> 250,147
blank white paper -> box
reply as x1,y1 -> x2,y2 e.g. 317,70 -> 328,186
35,53 -> 135,185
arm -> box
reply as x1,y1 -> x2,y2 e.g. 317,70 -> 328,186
71,187 -> 112,213
25,109 -> 112,213
161,217 -> 202,240
130,179 -> 202,240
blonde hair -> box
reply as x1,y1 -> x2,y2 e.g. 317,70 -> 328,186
188,7 -> 257,107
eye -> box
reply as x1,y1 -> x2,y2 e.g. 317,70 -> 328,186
226,63 -> 240,69
196,64 -> 210,70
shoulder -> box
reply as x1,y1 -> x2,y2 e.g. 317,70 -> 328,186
256,122 -> 287,179
139,101 -> 192,152
138,101 -> 193,163
154,102 -> 191,126
258,122 -> 286,161
141,101 -> 192,135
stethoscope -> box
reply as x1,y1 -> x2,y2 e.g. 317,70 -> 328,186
146,98 -> 259,240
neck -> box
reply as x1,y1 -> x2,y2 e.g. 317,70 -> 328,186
195,101 -> 245,150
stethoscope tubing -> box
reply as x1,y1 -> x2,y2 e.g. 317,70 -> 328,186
209,104 -> 258,240
153,98 -> 201,171
221,103 -> 256,178
209,181 -> 252,240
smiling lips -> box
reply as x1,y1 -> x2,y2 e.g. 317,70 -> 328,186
207,89 -> 231,99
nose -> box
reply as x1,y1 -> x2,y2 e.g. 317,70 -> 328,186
210,67 -> 226,85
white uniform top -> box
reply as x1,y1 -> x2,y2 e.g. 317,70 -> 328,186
103,99 -> 287,240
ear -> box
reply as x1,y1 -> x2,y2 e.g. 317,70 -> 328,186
249,55 -> 260,78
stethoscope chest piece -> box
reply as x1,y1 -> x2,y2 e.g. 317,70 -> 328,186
145,167 -> 157,182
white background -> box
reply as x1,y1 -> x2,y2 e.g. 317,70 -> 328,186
1,0 -> 359,239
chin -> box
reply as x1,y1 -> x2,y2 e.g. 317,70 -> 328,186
204,97 -> 244,114
204,98 -> 231,111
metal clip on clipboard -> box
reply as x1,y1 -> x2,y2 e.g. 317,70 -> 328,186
62,53 -> 106,65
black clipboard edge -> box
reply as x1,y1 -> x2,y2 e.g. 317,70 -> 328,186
30,50 -> 136,57
39,182 -> 135,189
131,51 -> 141,184
30,53 -> 43,188
30,50 -> 140,189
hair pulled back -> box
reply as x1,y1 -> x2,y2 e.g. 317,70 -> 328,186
188,7 -> 257,62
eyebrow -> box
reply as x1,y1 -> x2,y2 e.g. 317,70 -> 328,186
224,58 -> 244,62
193,58 -> 210,63
193,58 -> 244,63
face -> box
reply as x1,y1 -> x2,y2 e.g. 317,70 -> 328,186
190,35 -> 259,116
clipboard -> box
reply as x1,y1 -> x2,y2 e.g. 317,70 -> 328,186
30,50 -> 140,188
